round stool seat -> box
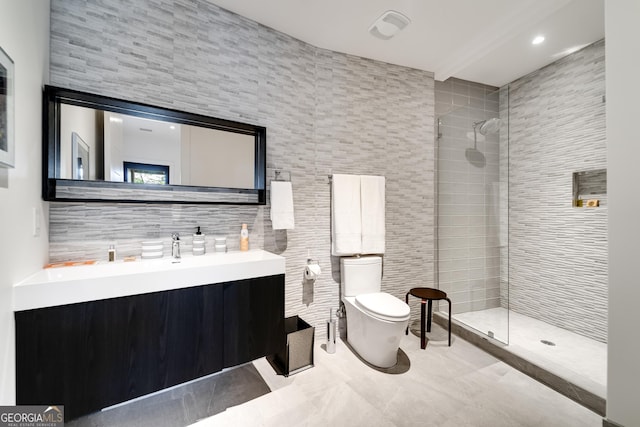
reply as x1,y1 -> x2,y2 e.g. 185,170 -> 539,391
408,287 -> 447,300
406,287 -> 452,348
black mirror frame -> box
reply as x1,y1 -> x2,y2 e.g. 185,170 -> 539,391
42,85 -> 266,205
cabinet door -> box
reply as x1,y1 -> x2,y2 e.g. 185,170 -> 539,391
15,283 -> 223,421
223,274 -> 285,367
15,301 -> 97,418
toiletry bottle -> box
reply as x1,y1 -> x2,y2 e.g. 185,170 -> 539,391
108,244 -> 116,262
240,223 -> 249,251
193,226 -> 205,255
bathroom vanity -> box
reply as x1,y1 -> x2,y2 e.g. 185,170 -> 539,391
13,250 -> 285,420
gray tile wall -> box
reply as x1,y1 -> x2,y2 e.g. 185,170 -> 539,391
505,40 -> 607,343
48,0 -> 435,336
435,78 -> 504,315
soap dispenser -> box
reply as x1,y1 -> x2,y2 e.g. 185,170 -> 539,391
240,223 -> 249,251
193,226 -> 205,256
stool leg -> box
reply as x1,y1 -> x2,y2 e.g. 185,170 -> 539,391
427,299 -> 433,332
420,300 -> 426,349
447,298 -> 452,346
405,293 -> 410,335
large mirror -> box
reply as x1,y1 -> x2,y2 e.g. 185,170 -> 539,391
43,86 -> 266,204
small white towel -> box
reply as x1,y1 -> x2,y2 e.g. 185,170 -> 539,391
270,181 -> 295,230
331,174 -> 362,256
360,175 -> 385,254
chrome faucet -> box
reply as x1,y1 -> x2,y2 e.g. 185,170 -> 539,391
171,233 -> 181,260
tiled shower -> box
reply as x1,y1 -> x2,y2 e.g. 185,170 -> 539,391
435,40 -> 607,396
435,78 -> 508,341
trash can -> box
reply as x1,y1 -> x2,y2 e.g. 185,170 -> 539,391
270,316 -> 314,376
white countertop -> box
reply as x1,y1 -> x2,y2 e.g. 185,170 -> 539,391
14,249 -> 285,311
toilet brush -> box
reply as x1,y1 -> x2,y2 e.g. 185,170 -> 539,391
326,308 -> 336,354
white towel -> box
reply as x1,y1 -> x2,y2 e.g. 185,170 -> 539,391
270,181 -> 295,230
360,175 -> 385,254
331,174 -> 362,256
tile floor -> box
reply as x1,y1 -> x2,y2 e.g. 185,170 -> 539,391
454,307 -> 607,397
67,363 -> 270,427
192,328 -> 602,427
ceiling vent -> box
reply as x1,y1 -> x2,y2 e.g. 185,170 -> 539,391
369,10 -> 411,40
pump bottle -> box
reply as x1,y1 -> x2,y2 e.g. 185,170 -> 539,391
240,224 -> 249,251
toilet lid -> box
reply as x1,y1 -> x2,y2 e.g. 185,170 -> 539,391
355,292 -> 410,322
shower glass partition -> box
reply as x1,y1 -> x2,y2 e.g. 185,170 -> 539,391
436,85 -> 509,344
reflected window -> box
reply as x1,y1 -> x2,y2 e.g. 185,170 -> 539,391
123,161 -> 169,185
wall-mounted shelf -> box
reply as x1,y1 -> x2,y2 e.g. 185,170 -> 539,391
573,169 -> 606,207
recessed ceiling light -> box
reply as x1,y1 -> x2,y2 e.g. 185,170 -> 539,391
109,117 -> 123,123
532,35 -> 545,45
369,10 -> 411,40
169,125 -> 176,130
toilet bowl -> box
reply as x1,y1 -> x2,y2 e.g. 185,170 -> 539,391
341,256 -> 410,368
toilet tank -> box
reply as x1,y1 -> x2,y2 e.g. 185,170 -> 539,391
340,256 -> 382,297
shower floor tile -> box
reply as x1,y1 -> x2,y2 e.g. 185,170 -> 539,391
454,307 -> 607,397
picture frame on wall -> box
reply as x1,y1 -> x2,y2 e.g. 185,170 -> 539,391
71,132 -> 90,180
0,46 -> 15,168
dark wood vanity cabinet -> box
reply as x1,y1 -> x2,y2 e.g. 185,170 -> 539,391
223,275 -> 285,368
15,274 -> 284,421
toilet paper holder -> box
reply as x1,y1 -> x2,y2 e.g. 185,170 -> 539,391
304,258 -> 321,281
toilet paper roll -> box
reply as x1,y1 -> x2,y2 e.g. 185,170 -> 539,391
304,263 -> 321,281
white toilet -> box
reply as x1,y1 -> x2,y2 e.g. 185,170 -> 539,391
341,256 -> 410,368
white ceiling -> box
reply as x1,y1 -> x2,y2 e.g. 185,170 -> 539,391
209,0 -> 604,87
118,114 -> 180,144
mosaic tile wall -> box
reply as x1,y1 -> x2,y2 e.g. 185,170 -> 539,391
506,40 -> 607,342
434,78 -> 503,315
48,0 -> 435,335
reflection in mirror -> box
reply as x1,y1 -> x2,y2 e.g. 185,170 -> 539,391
61,104 -> 102,181
123,161 -> 169,184
71,132 -> 90,180
60,106 -> 256,188
44,86 -> 266,204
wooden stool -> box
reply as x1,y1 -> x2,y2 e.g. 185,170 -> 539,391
405,287 -> 451,348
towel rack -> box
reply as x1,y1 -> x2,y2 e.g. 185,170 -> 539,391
274,170 -> 291,182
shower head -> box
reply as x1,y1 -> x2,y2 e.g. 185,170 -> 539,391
467,117 -> 501,166
473,118 -> 502,135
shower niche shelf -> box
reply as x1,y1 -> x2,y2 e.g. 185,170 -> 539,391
572,169 -> 606,207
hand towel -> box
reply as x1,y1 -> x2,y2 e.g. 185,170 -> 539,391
270,181 -> 295,230
331,174 -> 362,256
360,175 -> 385,254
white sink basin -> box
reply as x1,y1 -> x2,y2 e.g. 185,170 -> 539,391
14,249 -> 285,311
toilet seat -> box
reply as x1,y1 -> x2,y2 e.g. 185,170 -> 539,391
355,292 -> 410,322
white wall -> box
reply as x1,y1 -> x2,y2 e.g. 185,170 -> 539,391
60,103 -> 100,180
122,119 -> 181,185
104,112 -> 125,181
606,1 -> 640,425
185,126 -> 255,189
0,0 -> 50,405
